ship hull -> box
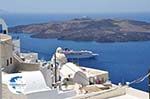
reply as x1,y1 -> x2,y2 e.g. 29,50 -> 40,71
65,53 -> 98,59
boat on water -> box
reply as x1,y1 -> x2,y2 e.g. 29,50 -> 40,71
56,47 -> 99,59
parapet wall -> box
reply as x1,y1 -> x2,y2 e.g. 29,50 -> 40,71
18,63 -> 40,71
71,86 -> 126,99
13,53 -> 40,71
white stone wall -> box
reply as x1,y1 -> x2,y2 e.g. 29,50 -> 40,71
40,65 -> 53,88
0,36 -> 15,73
27,89 -> 76,99
18,63 -> 40,71
71,86 -> 126,99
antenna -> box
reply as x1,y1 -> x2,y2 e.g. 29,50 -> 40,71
54,53 -> 57,84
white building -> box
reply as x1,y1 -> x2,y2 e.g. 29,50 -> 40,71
2,71 -> 76,99
0,18 -> 8,34
60,62 -> 109,86
0,34 -> 15,73
60,62 -> 89,86
0,18 -> 9,99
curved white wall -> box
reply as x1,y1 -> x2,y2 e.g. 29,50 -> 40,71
0,18 -> 8,34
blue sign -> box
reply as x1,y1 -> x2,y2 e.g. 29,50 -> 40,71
8,76 -> 26,94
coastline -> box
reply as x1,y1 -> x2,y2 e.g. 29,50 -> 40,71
9,18 -> 150,43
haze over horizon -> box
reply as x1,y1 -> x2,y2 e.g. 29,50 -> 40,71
0,0 -> 150,14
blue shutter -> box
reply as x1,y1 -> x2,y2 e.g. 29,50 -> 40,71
0,24 -> 2,33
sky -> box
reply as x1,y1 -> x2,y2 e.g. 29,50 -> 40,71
0,0 -> 150,13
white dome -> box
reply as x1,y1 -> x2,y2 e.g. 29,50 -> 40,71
51,52 -> 67,66
56,53 -> 67,64
56,47 -> 63,53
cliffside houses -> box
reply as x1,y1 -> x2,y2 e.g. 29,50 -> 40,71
0,18 -> 149,99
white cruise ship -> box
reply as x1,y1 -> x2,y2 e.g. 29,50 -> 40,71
0,18 -> 149,99
56,47 -> 99,59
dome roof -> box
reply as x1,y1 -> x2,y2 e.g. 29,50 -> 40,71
56,47 -> 63,53
51,52 -> 67,65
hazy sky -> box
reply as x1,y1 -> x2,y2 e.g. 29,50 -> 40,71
0,0 -> 150,13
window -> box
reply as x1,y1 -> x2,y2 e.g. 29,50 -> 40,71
7,59 -> 9,66
3,30 -> 7,34
10,57 -> 13,64
0,24 -> 2,33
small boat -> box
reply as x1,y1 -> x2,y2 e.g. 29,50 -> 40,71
56,47 -> 99,59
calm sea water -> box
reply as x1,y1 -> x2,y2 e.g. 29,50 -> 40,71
1,13 -> 150,92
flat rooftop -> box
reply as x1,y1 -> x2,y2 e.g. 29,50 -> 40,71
81,67 -> 108,77
109,87 -> 149,99
2,71 -> 50,94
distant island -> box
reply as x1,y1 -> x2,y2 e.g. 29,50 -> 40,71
9,18 -> 150,42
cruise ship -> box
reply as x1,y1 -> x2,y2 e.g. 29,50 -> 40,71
0,18 -> 149,99
56,47 -> 99,59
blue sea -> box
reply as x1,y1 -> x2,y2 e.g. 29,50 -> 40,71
1,13 -> 150,92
